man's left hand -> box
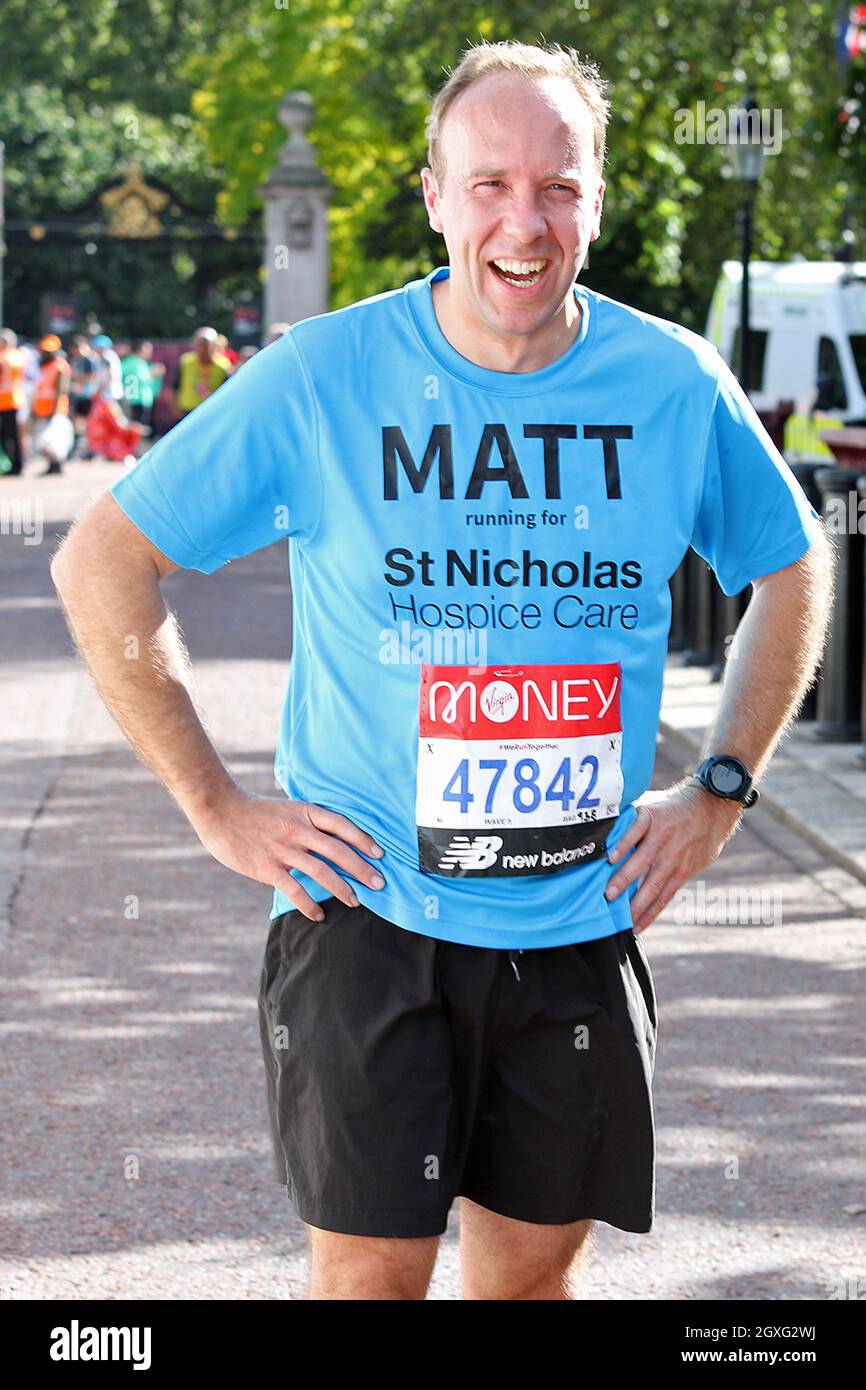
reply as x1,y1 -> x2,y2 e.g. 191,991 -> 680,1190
604,780 -> 745,934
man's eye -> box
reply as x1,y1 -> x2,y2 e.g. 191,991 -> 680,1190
549,184 -> 577,193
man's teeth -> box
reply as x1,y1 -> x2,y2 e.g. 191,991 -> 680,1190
492,259 -> 547,285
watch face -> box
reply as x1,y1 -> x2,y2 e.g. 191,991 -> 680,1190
709,760 -> 744,795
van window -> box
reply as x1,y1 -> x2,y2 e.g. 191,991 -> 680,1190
816,336 -> 847,411
850,336 -> 866,392
730,328 -> 768,392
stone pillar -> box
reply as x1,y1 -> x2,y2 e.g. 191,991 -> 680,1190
258,92 -> 333,329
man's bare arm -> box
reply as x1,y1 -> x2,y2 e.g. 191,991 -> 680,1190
697,532 -> 835,777
605,530 -> 835,931
50,494 -> 385,919
50,492 -> 236,819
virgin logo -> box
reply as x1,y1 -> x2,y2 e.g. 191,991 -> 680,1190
481,680 -> 520,723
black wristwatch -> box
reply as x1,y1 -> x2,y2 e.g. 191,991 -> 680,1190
692,755 -> 759,808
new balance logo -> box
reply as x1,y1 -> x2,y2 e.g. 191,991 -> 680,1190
438,834 -> 504,871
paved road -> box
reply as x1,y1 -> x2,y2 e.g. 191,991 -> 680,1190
2,464 -> 865,1299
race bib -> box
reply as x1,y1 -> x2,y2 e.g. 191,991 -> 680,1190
416,662 -> 623,878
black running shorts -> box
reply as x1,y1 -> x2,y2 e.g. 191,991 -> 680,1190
257,895 -> 658,1238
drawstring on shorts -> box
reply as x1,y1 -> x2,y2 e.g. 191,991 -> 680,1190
507,949 -> 524,982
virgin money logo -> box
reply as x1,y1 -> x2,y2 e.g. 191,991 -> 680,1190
480,680 -> 520,722
420,661 -> 622,740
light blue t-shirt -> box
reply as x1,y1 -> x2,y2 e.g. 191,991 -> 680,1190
108,266 -> 823,949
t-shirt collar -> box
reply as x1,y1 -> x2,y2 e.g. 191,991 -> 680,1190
405,264 -> 595,396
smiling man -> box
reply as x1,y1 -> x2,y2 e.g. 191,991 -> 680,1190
421,61 -> 602,374
51,40 -> 832,1300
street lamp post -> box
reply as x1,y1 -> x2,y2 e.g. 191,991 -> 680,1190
729,93 -> 769,397
706,94 -> 772,685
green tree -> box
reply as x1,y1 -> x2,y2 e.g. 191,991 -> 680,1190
190,0 -> 861,329
0,0 -> 261,336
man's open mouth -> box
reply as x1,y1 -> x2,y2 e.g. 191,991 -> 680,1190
489,258 -> 550,288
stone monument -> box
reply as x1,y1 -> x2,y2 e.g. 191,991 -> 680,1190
258,92 -> 333,328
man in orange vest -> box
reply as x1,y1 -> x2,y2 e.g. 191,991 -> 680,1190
0,329 -> 26,477
32,335 -> 73,476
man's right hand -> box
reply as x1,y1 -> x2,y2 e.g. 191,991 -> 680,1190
189,786 -> 386,921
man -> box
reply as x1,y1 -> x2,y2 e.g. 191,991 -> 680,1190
168,327 -> 231,418
90,333 -> 124,404
68,336 -> 100,458
50,40 -> 832,1300
121,340 -> 163,431
31,335 -> 73,476
0,329 -> 26,476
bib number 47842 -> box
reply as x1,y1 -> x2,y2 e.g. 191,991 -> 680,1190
416,662 -> 623,878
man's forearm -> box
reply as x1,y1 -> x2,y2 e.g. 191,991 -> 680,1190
51,556 -> 237,826
697,540 -> 835,783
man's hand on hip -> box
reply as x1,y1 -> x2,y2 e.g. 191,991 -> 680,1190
189,786 -> 386,921
603,781 -> 744,934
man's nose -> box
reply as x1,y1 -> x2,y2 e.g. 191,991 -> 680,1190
498,194 -> 548,245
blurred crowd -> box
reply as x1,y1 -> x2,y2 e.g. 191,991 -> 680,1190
0,321 -> 289,477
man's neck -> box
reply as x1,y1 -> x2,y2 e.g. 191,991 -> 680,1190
431,274 -> 581,374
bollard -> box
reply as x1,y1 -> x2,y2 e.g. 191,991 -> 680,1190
789,462 -> 826,721
668,555 -> 688,652
683,548 -> 715,665
813,467 -> 865,741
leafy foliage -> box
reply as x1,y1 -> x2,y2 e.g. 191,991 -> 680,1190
190,0 -> 863,327
0,0 -> 862,336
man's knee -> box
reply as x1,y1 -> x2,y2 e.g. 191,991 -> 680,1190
308,1228 -> 439,1300
460,1205 -> 596,1300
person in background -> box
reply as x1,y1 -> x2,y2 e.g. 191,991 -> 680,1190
214,333 -> 239,369
17,338 -> 40,461
236,344 -> 259,369
87,344 -> 150,468
264,322 -> 290,346
0,330 -> 26,476
69,336 -> 100,458
31,335 -> 73,476
91,334 -> 124,404
169,327 -> 231,418
121,340 -> 164,431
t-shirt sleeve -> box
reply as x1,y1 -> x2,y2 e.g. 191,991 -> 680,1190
690,355 -> 825,596
107,330 -> 322,572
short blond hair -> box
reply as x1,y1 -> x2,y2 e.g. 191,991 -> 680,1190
426,39 -> 612,187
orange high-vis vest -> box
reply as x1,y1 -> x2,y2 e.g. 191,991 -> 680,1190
0,348 -> 26,412
32,359 -> 70,418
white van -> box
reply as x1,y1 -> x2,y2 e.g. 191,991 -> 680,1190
705,260 -> 866,436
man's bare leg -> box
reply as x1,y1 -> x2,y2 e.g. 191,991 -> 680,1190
459,1198 -> 595,1300
308,1228 -> 440,1300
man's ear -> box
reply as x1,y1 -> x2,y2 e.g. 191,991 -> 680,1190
420,167 -> 444,234
589,178 -> 606,243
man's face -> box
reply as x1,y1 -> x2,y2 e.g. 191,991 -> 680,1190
421,74 -> 605,342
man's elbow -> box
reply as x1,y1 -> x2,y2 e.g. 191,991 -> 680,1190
50,525 -> 83,598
